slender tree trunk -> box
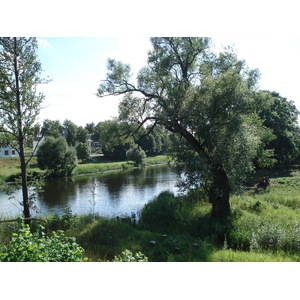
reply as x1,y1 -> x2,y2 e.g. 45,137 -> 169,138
209,163 -> 231,219
13,38 -> 31,220
19,150 -> 30,219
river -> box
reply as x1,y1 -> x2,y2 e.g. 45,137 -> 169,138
0,165 -> 180,218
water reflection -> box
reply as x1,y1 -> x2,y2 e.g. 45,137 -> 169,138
0,165 -> 179,218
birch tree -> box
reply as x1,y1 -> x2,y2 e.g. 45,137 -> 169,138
0,37 -> 47,219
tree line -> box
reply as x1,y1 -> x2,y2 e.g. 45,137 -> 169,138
37,118 -> 178,160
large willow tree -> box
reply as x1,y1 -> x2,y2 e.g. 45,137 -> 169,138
97,37 -> 272,218
0,37 -> 46,219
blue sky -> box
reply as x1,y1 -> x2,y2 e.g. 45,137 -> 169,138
36,37 -> 300,126
36,37 -> 152,126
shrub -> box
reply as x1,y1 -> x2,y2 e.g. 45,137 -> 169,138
48,206 -> 76,231
138,191 -> 182,232
112,249 -> 148,262
126,147 -> 147,166
0,223 -> 84,262
37,136 -> 78,177
76,142 -> 90,162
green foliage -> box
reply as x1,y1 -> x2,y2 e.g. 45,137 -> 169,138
48,206 -> 76,231
41,119 -> 63,138
126,146 -> 147,166
95,120 -> 133,160
36,136 -> 78,177
73,160 -> 132,176
63,119 -> 78,147
0,223 -> 84,262
210,249 -> 295,262
76,142 -> 90,162
112,249 -> 148,262
0,37 -> 49,219
136,126 -> 174,156
76,126 -> 89,143
98,37 -> 275,217
0,37 -> 46,146
138,191 -> 183,232
74,218 -> 153,261
255,90 -> 300,164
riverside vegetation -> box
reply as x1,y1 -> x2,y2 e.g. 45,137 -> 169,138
1,160 -> 299,262
0,154 -> 169,184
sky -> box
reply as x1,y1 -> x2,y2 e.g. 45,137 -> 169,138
35,36 -> 300,126
36,37 -> 152,126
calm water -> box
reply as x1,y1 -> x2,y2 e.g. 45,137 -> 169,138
0,165 -> 180,218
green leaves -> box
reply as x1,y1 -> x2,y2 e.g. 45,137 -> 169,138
36,136 -> 78,177
0,223 -> 84,262
76,142 -> 90,162
126,146 -> 147,167
97,59 -> 131,96
112,249 -> 148,262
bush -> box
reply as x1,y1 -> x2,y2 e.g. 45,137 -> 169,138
126,146 -> 147,166
76,142 -> 90,162
112,249 -> 148,262
138,191 -> 182,232
37,136 -> 78,177
48,206 -> 76,231
0,223 -> 84,262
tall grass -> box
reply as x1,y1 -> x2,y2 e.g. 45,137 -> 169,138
73,161 -> 132,176
146,155 -> 171,166
210,249 -> 296,262
73,155 -> 170,176
0,157 -> 42,183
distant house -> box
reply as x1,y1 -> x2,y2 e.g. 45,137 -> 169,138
0,146 -> 19,158
87,138 -> 93,152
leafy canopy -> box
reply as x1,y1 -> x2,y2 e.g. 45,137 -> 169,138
98,38 -> 272,194
0,38 -> 47,151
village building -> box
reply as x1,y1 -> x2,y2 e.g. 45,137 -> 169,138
0,146 -> 19,158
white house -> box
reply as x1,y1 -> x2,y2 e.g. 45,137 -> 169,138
0,146 -> 19,158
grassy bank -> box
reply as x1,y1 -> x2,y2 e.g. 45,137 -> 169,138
73,155 -> 170,176
0,155 -> 170,183
1,164 -> 299,262
0,157 -> 41,184
67,165 -> 300,261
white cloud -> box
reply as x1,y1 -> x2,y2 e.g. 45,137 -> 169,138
37,38 -> 51,49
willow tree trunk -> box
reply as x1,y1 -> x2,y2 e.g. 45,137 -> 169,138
209,163 -> 231,219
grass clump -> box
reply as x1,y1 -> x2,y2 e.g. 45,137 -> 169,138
210,249 -> 295,262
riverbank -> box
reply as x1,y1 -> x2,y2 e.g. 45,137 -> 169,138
72,155 -> 171,177
0,157 -> 41,184
0,167 -> 300,262
1,164 -> 299,262
54,164 -> 300,262
0,155 -> 171,184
